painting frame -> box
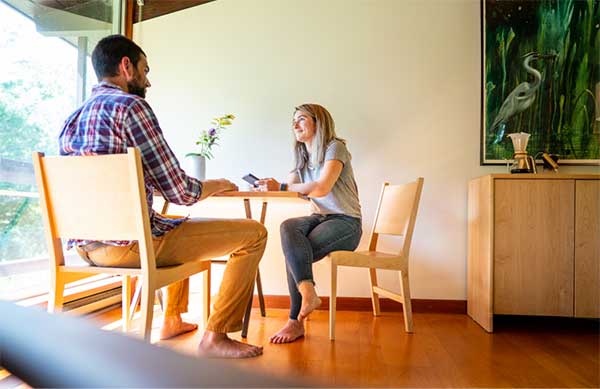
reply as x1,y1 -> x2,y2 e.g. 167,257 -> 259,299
480,0 -> 600,166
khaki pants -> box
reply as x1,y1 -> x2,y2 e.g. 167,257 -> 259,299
76,218 -> 267,333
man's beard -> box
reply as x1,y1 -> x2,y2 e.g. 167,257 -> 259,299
127,81 -> 146,98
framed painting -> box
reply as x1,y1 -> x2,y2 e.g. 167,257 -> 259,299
481,0 -> 600,165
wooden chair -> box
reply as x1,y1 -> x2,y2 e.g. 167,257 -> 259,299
327,178 -> 424,339
32,148 -> 211,342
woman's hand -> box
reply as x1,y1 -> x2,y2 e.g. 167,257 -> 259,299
255,178 -> 280,191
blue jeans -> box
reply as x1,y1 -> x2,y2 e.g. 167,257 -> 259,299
280,214 -> 362,320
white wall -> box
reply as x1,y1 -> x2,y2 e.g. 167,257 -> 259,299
134,0 -> 599,300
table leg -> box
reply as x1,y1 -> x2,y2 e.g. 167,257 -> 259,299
241,286 -> 253,338
241,198 -> 254,338
259,201 -> 267,224
244,198 -> 252,219
242,199 -> 268,326
257,201 -> 267,316
256,269 -> 266,317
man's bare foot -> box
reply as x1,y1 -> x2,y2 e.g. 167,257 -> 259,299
159,315 -> 198,340
269,319 -> 305,344
297,281 -> 322,321
198,331 -> 263,358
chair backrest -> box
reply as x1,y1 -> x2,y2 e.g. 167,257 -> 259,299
368,178 -> 424,256
32,148 -> 155,271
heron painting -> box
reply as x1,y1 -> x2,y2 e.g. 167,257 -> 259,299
481,0 -> 600,165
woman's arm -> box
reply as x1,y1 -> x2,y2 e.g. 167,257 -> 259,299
257,160 -> 343,197
290,160 -> 342,197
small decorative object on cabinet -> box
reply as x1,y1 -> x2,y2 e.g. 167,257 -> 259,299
467,174 -> 600,332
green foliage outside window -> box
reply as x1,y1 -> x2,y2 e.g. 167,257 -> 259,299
0,81 -> 56,163
0,16 -> 74,262
0,81 -> 54,262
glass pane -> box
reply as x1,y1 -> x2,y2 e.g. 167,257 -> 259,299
0,0 -> 122,301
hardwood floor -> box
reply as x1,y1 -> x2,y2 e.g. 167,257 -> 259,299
2,303 -> 597,388
91,303 -> 599,388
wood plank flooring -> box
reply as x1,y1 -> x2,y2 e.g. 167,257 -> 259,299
2,304 -> 598,388
92,304 -> 599,388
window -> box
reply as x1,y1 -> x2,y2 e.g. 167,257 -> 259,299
0,0 -> 125,301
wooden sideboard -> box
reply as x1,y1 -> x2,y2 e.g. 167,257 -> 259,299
467,174 -> 600,332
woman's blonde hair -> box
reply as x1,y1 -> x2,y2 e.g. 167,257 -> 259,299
292,103 -> 345,171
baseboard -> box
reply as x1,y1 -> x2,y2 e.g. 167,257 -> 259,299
252,295 -> 466,314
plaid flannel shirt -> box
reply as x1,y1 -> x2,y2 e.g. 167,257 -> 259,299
59,81 -> 202,249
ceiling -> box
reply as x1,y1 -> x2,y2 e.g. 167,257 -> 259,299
131,0 -> 215,23
3,0 -> 216,26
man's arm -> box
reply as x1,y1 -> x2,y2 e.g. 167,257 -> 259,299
125,99 -> 203,205
199,179 -> 238,200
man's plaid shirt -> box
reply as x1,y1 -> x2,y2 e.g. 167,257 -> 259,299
59,81 -> 202,249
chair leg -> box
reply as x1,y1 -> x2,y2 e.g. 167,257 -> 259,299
256,268 -> 266,317
140,282 -> 155,342
329,262 -> 338,340
399,270 -> 413,333
48,273 -> 65,313
122,275 -> 131,332
156,288 -> 164,311
203,265 -> 211,327
129,279 -> 142,322
368,268 -> 381,316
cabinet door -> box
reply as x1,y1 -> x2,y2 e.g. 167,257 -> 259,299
467,176 -> 494,331
575,180 -> 600,318
494,179 -> 574,316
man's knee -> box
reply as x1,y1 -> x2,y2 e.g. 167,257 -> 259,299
256,221 -> 268,244
246,219 -> 268,246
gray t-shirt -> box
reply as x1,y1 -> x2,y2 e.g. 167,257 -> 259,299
297,139 -> 361,219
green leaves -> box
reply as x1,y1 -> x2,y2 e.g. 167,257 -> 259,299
189,114 -> 236,160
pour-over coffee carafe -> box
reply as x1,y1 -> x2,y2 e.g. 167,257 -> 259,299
508,132 -> 537,174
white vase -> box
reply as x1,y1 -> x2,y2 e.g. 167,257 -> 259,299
187,155 -> 206,181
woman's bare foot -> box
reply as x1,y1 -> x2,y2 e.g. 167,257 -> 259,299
198,331 -> 263,358
159,315 -> 198,340
297,281 -> 322,321
269,319 -> 305,344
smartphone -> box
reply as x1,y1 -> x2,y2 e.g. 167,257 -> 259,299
242,173 -> 260,187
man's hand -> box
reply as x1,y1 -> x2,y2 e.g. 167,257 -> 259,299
199,179 -> 239,200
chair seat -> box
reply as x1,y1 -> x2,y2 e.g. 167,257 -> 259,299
154,260 -> 211,289
328,250 -> 405,270
60,264 -> 142,276
59,260 -> 210,286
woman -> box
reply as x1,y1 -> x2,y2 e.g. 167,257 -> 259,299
257,103 -> 362,344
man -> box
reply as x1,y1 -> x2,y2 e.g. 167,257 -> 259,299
59,35 -> 266,358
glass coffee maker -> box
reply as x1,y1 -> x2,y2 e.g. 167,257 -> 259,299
508,132 -> 537,174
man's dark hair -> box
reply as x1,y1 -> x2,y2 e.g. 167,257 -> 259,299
91,34 -> 146,81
